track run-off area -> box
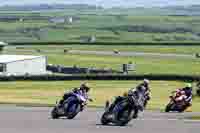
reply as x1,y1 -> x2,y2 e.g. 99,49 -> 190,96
0,106 -> 200,133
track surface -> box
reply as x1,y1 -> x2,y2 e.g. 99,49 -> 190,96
70,50 -> 195,59
4,47 -> 195,59
0,106 -> 200,133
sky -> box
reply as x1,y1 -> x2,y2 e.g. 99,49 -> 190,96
0,0 -> 200,8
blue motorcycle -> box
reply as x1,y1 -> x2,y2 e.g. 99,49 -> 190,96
51,92 -> 91,119
101,93 -> 140,126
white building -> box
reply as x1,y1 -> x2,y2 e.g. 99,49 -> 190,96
49,17 -> 73,24
0,55 -> 48,76
0,41 -> 7,45
0,41 -> 7,51
49,17 -> 66,23
67,17 -> 73,24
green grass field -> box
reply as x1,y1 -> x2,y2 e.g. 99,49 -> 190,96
47,54 -> 200,75
0,9 -> 200,42
1,8 -> 200,112
0,80 -> 199,111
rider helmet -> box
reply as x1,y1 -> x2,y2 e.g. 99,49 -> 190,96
143,79 -> 150,85
186,83 -> 192,88
80,82 -> 91,92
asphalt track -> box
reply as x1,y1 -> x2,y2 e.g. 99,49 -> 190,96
5,47 -> 195,59
0,106 -> 200,133
69,50 -> 195,59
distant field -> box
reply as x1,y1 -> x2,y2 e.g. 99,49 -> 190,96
3,46 -> 200,75
44,54 -> 200,75
0,80 -> 199,111
0,9 -> 200,43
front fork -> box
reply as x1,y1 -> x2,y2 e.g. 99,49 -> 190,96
105,100 -> 110,111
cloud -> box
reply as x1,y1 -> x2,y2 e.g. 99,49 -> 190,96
0,0 -> 200,7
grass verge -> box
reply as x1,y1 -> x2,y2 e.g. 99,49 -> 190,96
0,80 -> 200,111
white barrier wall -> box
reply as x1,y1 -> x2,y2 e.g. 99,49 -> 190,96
5,56 -> 47,76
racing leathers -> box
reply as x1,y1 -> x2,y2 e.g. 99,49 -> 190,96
178,87 -> 192,106
107,83 -> 150,113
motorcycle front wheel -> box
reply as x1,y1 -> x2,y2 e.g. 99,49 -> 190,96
113,102 -> 135,126
51,107 -> 59,119
63,97 -> 81,119
101,111 -> 110,125
165,102 -> 175,112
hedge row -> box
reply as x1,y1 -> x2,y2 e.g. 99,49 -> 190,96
0,74 -> 200,81
9,42 -> 200,46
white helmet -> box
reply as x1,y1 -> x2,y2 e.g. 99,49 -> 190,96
143,79 -> 150,84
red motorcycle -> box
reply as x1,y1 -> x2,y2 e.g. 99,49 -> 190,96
165,89 -> 189,112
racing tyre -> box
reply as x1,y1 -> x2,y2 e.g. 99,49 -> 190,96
101,112 -> 110,125
132,108 -> 139,119
114,102 -> 133,126
51,107 -> 59,119
165,103 -> 172,112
